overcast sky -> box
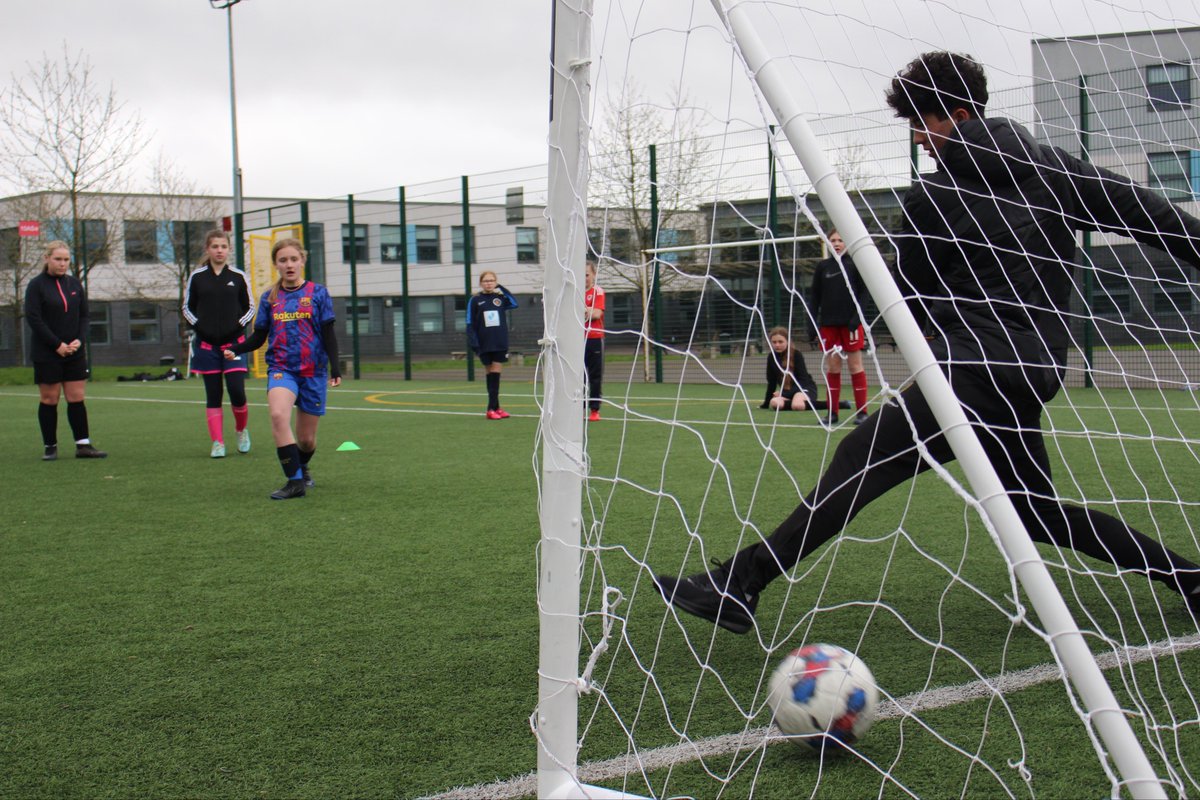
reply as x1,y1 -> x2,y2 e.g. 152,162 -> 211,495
2,0 -> 1198,201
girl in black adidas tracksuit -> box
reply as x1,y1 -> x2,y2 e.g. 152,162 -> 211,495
183,229 -> 255,458
24,240 -> 106,460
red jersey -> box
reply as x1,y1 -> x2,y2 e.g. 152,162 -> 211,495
584,284 -> 605,339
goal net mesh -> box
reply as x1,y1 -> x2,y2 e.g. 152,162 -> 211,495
536,2 -> 1200,797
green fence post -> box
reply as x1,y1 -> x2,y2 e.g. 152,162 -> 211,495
347,194 -> 361,380
399,186 -> 412,381
649,144 -> 663,384
767,125 -> 782,328
299,201 -> 317,283
1079,75 -> 1095,389
80,220 -> 90,378
461,175 -> 475,383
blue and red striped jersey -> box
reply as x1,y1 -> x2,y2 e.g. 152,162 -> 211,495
253,281 -> 336,377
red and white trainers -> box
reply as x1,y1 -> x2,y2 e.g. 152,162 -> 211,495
486,409 -> 502,420
494,409 -> 511,419
588,410 -> 601,422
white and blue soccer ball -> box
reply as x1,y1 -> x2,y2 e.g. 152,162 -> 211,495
767,643 -> 879,751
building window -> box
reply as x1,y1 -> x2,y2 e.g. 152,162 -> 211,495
381,224 -> 403,263
42,218 -> 109,265
305,223 -> 326,285
414,225 -> 439,263
1148,151 -> 1193,202
345,298 -> 368,335
609,228 -> 633,263
414,297 -> 444,332
128,302 -> 160,343
451,226 -> 475,264
1147,63 -> 1192,111
717,222 -> 766,265
171,220 -> 215,267
343,297 -> 383,336
588,227 -> 634,263
124,220 -> 158,263
89,302 -> 110,345
454,295 -> 467,332
0,227 -> 17,270
1154,287 -> 1194,315
659,228 -> 696,266
80,219 -> 109,266
609,292 -> 633,328
1092,269 -> 1132,318
341,223 -> 369,262
516,227 -> 539,263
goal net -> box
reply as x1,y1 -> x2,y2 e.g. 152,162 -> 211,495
532,1 -> 1200,798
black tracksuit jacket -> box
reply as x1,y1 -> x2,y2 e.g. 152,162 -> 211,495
809,254 -> 865,332
182,264 -> 255,346
25,270 -> 88,364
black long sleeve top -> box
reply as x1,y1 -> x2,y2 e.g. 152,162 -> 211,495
25,270 -> 89,363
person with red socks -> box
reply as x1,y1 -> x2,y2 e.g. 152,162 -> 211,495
809,230 -> 869,426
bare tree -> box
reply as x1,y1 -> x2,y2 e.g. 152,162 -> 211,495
0,45 -> 150,286
589,81 -> 719,376
829,137 -> 885,192
144,153 -> 222,361
0,191 -> 132,363
0,194 -> 60,363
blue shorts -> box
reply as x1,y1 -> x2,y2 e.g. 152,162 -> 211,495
191,337 -> 248,374
267,370 -> 328,416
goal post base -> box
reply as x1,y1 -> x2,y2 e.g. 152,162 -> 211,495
540,777 -> 649,800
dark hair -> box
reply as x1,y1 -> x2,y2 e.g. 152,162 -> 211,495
885,51 -> 987,121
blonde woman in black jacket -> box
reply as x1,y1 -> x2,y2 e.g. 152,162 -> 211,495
24,241 -> 106,460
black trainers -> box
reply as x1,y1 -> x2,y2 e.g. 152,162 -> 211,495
302,466 -> 314,488
654,560 -> 758,634
838,399 -> 852,410
75,443 -> 107,459
270,479 -> 306,500
854,411 -> 869,425
42,445 -> 57,461
825,412 -> 839,427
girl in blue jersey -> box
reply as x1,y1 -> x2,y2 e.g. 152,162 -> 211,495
466,270 -> 519,419
225,238 -> 341,500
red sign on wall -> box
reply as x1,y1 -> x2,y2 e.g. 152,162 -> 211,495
18,220 -> 40,237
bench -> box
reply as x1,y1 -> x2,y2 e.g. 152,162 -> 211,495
450,351 -> 468,361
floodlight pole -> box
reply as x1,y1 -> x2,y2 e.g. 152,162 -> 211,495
711,1 -> 1165,797
211,0 -> 245,256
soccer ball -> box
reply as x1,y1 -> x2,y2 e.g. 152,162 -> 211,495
767,643 -> 878,751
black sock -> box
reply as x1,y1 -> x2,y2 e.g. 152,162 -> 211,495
38,403 -> 57,447
486,372 -> 500,410
66,401 -> 89,442
299,446 -> 315,466
277,444 -> 302,480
